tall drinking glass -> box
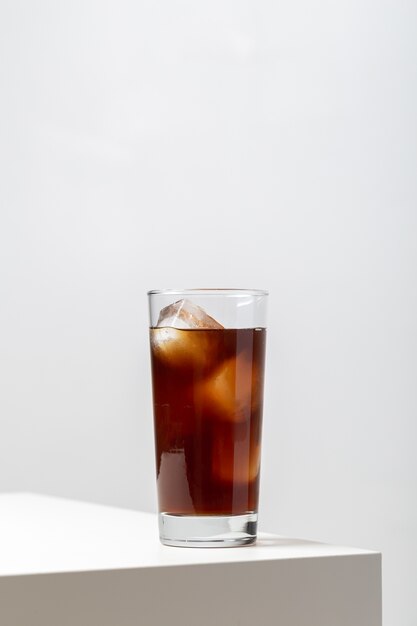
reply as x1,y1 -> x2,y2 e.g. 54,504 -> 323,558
148,289 -> 267,547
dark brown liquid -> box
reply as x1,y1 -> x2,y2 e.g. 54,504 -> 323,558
150,327 -> 266,515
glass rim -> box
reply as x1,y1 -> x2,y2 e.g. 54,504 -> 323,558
147,288 -> 269,297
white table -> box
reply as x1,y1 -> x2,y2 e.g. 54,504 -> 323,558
0,493 -> 381,626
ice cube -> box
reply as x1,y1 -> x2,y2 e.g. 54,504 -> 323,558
150,327 -> 199,370
151,299 -> 223,370
151,326 -> 219,371
197,352 -> 261,422
157,299 -> 223,329
212,434 -> 260,483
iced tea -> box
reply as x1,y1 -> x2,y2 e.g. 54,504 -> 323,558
150,326 -> 266,516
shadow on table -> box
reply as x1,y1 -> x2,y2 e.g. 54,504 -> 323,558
254,536 -> 324,548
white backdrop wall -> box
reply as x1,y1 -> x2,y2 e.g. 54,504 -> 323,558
1,1 -> 416,624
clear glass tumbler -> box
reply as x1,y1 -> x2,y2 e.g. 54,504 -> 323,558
148,289 -> 267,547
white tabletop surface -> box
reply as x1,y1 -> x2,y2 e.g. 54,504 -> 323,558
0,493 -> 376,577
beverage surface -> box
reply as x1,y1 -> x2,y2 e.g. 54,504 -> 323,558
150,327 -> 266,515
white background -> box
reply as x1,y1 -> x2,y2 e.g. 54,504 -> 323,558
0,1 -> 416,624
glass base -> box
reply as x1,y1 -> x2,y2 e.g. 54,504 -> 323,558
159,512 -> 258,547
